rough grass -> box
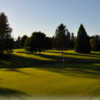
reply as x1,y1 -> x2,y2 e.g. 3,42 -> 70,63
0,49 -> 100,98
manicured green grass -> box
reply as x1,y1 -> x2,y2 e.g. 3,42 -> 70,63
0,49 -> 100,98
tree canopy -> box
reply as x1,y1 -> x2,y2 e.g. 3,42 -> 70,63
0,12 -> 13,54
25,32 -> 52,52
75,24 -> 91,53
90,35 -> 100,51
54,24 -> 68,50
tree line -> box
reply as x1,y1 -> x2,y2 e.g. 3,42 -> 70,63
0,12 -> 100,55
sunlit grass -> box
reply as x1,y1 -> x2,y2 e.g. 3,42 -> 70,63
0,49 -> 100,97
41,50 -> 100,60
92,63 -> 100,66
13,49 -> 53,61
0,67 -> 100,97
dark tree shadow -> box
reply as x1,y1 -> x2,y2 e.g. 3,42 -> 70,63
0,87 -> 27,97
46,50 -> 100,58
33,53 -> 100,79
0,52 -> 100,79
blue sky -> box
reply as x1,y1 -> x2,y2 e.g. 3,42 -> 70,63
0,0 -> 100,39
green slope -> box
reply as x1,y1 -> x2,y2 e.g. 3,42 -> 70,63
0,49 -> 100,98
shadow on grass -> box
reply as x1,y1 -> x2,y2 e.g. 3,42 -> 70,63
33,53 -> 100,79
46,50 -> 100,58
0,52 -> 100,79
0,87 -> 27,97
36,53 -> 100,64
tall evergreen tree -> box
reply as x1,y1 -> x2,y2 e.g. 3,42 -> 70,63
20,35 -> 28,48
66,31 -> 71,49
75,24 -> 91,53
70,33 -> 75,49
54,24 -> 68,50
15,36 -> 21,48
0,12 -> 13,54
